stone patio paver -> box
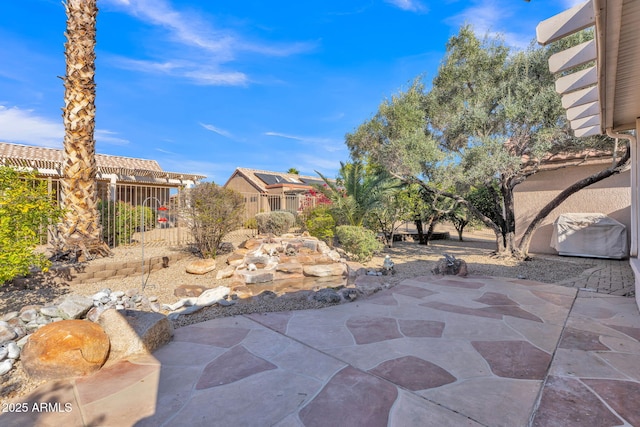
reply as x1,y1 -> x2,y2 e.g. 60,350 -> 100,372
1,273 -> 639,427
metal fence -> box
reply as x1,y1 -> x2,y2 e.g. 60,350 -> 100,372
239,192 -> 329,222
42,179 -> 192,248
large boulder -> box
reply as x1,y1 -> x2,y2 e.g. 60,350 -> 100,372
97,309 -> 172,363
21,320 -> 110,379
186,258 -> 217,275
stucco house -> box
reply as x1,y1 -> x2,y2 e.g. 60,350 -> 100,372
514,150 -> 630,255
223,167 -> 329,219
537,0 -> 640,307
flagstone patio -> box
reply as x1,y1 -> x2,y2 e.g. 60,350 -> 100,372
1,273 -> 639,427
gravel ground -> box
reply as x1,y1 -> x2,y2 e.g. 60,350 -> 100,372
0,226 -> 599,405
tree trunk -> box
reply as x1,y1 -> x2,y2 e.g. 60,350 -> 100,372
517,145 -> 631,258
414,218 -> 426,244
59,0 -> 108,259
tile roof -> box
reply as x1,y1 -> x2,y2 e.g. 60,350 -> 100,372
0,142 -> 205,182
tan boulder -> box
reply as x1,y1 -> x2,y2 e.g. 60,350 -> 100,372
21,320 -> 110,380
216,265 -> 237,279
97,309 -> 173,363
227,252 -> 246,266
275,262 -> 303,274
303,263 -> 347,277
242,238 -> 262,250
186,258 -> 217,275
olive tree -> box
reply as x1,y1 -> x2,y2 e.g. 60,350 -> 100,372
347,26 -> 628,259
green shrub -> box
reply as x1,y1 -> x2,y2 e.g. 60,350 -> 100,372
0,167 -> 63,284
98,200 -> 155,246
305,206 -> 335,243
255,211 -> 295,235
335,225 -> 383,262
244,217 -> 258,230
185,183 -> 245,258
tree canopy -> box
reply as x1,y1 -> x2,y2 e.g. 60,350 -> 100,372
346,26 -> 627,258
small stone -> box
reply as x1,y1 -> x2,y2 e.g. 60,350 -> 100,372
2,312 -> 19,322
112,291 -> 125,299
36,316 -> 51,325
149,302 -> 161,313
16,335 -> 29,348
174,284 -> 207,298
115,304 -> 125,310
125,288 -> 138,298
92,291 -> 109,301
0,322 -> 17,343
216,266 -> 236,280
99,296 -> 111,305
7,342 -> 20,359
40,306 -> 61,318
0,345 -> 8,360
19,309 -> 38,323
0,359 -> 14,376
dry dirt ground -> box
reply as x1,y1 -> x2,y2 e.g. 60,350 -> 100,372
0,226 -> 606,404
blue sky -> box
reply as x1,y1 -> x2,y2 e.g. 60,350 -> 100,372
0,0 -> 580,183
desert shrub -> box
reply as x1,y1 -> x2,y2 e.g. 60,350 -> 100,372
0,167 -> 63,284
244,217 -> 258,230
305,205 -> 335,243
186,183 -> 245,258
98,200 -> 155,246
335,225 -> 383,262
255,211 -> 295,235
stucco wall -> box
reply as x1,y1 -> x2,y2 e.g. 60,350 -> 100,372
225,174 -> 261,194
514,164 -> 631,255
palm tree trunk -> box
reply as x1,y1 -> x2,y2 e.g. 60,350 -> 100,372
59,0 -> 108,259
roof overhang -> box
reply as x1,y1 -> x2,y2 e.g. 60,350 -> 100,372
537,0 -> 640,136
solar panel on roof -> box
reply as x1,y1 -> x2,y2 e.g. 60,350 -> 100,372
255,173 -> 285,185
300,178 -> 326,186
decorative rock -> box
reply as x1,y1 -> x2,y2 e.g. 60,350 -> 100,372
7,342 -> 20,359
150,302 -> 161,313
242,238 -> 262,250
0,359 -> 14,376
227,252 -> 246,266
313,288 -> 341,304
303,263 -> 347,278
0,322 -> 17,343
2,312 -> 19,322
19,309 -> 38,323
216,265 -> 236,280
239,270 -> 275,284
92,291 -> 110,301
21,320 -> 110,380
40,306 -> 61,318
195,286 -> 231,307
0,345 -> 7,360
276,262 -> 303,274
174,284 -> 208,298
97,309 -> 172,363
57,294 -> 94,319
432,254 -> 468,277
186,258 -> 217,275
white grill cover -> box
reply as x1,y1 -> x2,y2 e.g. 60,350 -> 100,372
551,213 -> 627,259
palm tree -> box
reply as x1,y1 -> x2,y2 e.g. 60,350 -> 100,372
58,0 -> 108,258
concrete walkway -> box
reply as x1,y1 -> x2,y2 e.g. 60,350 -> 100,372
2,274 -> 639,427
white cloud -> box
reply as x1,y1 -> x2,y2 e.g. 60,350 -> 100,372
199,123 -> 234,139
384,0 -> 429,13
0,105 -> 128,148
0,106 -> 62,147
102,0 -> 316,85
264,131 -> 344,152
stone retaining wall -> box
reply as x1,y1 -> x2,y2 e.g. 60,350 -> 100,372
15,252 -> 192,286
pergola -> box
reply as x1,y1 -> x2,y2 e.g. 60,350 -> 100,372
537,0 -> 640,308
